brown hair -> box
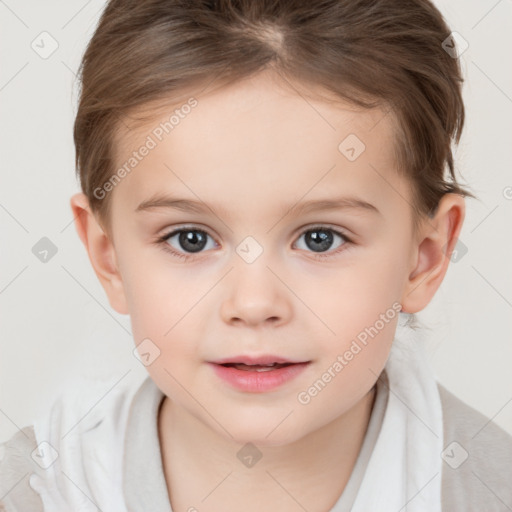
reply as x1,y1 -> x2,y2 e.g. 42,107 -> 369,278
73,0 -> 472,235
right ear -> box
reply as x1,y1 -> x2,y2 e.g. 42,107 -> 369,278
69,192 -> 129,315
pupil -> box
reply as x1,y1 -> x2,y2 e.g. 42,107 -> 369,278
179,230 -> 207,253
306,229 -> 333,252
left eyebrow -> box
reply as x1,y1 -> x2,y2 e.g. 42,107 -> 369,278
135,194 -> 381,217
286,197 -> 380,217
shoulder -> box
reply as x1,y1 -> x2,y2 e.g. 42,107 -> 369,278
0,372 -> 149,512
0,426 -> 45,512
438,382 -> 512,512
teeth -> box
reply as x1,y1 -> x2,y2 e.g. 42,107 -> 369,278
238,363 -> 277,367
230,362 -> 286,371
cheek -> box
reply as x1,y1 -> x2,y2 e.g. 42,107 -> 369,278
296,296 -> 399,426
297,243 -> 406,401
120,242 -> 203,322
119,253 -> 207,363
304,250 -> 406,344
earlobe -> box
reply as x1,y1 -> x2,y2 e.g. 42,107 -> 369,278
401,194 -> 465,313
69,192 -> 129,315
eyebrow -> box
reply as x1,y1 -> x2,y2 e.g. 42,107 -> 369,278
135,193 -> 380,217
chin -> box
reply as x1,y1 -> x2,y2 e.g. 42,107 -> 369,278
217,414 -> 311,448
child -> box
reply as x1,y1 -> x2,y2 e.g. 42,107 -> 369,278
1,0 -> 511,511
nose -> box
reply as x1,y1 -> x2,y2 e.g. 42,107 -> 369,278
219,260 -> 292,328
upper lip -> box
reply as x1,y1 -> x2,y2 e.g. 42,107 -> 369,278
210,355 -> 309,365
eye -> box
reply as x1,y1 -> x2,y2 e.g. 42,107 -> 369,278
157,226 -> 217,260
156,224 -> 352,261
293,226 -> 350,258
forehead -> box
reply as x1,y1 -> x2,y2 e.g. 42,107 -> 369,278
110,70 -> 410,222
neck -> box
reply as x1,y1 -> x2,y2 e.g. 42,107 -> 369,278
158,386 -> 376,512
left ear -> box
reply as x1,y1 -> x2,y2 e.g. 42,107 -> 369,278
401,193 -> 465,313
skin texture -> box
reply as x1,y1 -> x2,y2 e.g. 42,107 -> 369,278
70,69 -> 465,511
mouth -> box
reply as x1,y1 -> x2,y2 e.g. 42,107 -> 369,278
218,362 -> 296,372
210,354 -> 310,370
208,355 -> 311,392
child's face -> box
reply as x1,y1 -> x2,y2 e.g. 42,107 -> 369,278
105,71 -> 419,444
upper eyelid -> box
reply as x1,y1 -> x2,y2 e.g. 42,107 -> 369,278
162,225 -> 218,242
161,223 -> 349,234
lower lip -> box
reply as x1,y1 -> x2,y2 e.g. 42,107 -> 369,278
209,362 -> 310,392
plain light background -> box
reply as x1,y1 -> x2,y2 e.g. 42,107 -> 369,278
1,0 -> 511,443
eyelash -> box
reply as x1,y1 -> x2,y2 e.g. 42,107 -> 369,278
155,224 -> 353,262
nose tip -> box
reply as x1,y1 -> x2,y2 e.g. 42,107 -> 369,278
220,264 -> 292,328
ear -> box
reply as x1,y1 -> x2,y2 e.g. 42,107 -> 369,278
69,192 -> 129,315
401,193 -> 465,313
